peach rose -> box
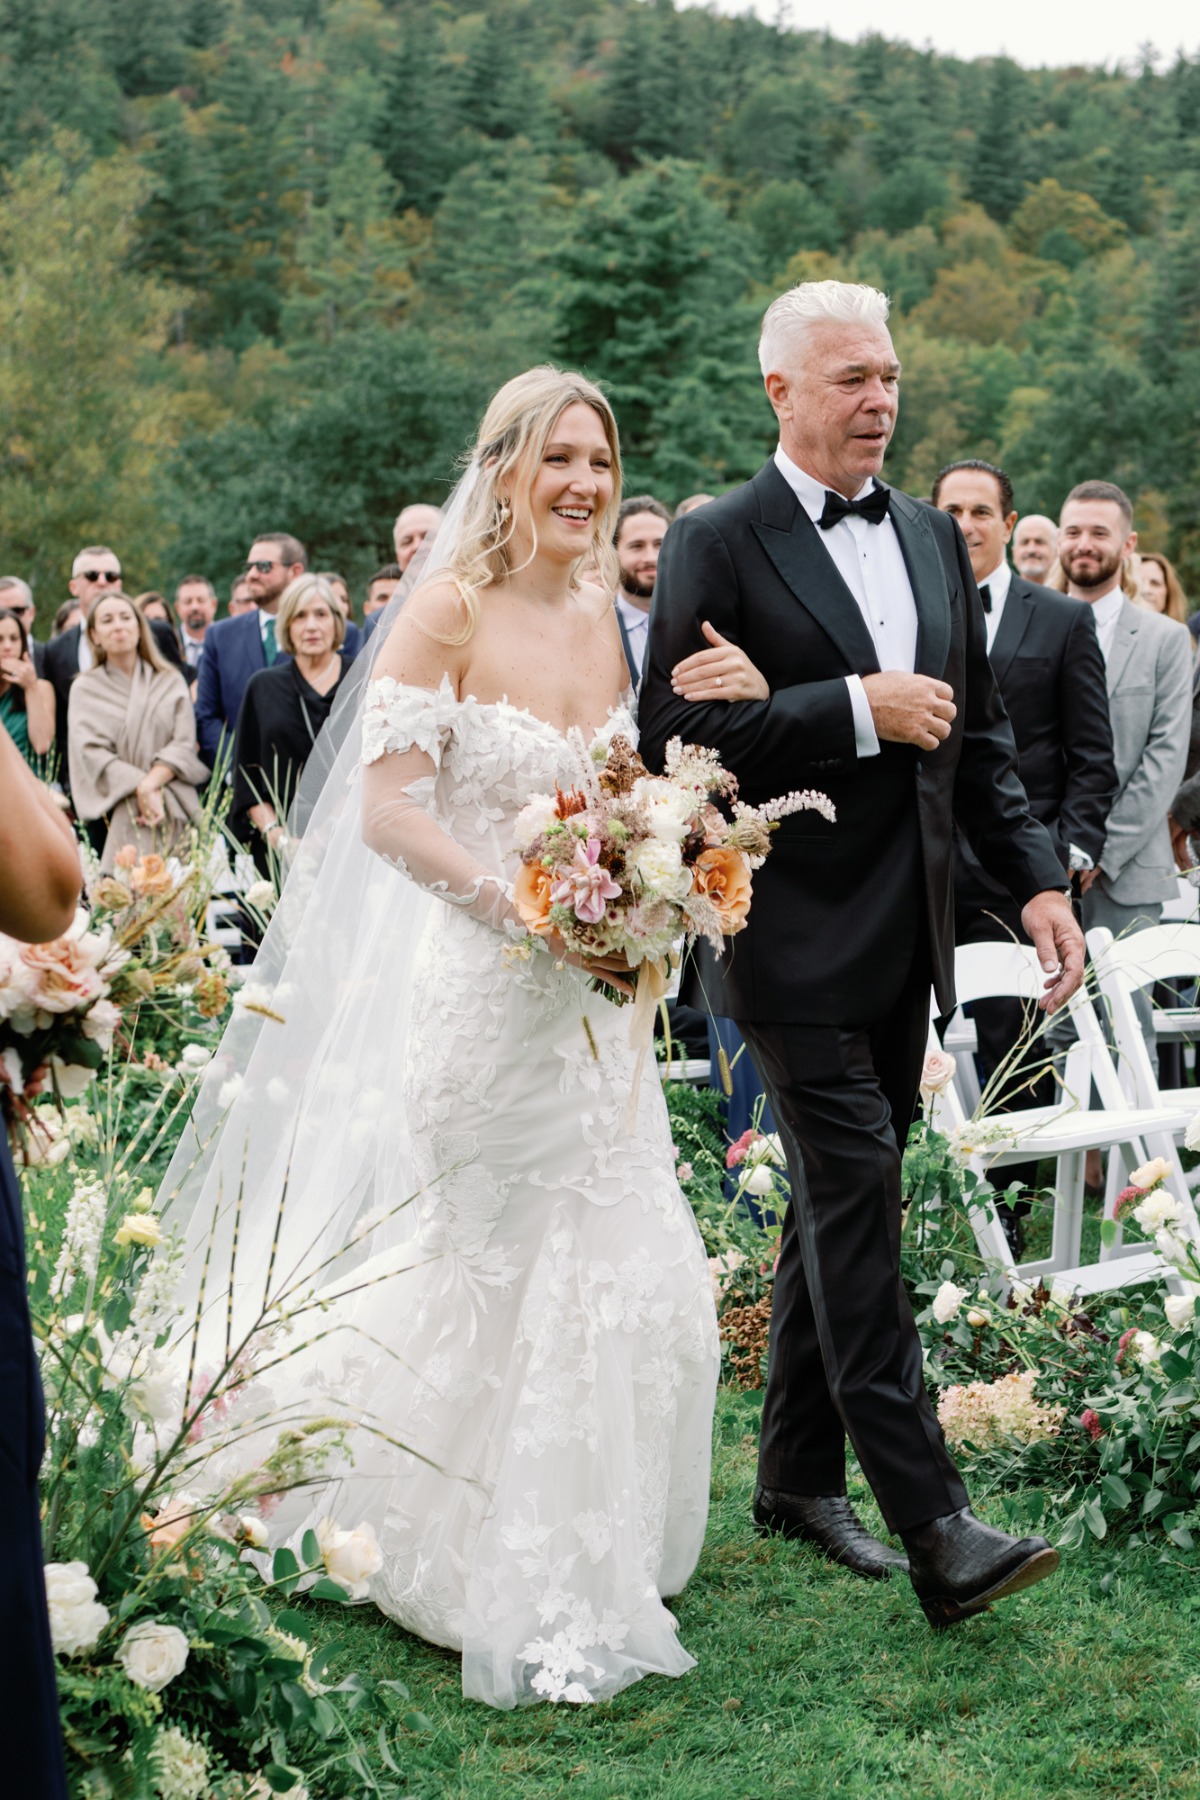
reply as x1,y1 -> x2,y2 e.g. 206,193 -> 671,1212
142,1493 -> 204,1553
20,937 -> 106,1017
514,861 -> 556,935
114,845 -> 138,869
692,847 -> 752,934
129,854 -> 174,897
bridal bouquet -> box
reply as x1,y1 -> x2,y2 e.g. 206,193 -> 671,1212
512,733 -> 834,987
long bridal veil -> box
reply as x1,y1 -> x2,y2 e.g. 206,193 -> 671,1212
158,473 -> 480,1379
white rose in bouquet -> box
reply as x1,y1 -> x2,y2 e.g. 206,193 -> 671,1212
118,1618 -> 190,1692
630,777 -> 697,843
0,937 -> 37,1022
80,996 -> 121,1050
514,793 -> 559,850
1129,1156 -> 1173,1192
1164,1292 -> 1197,1330
932,1280 -> 968,1325
315,1518 -> 383,1598
45,1561 -> 110,1656
632,837 -> 692,902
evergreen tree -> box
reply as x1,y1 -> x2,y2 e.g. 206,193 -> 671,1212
968,59 -> 1032,220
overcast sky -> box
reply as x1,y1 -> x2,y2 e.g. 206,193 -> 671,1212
693,0 -> 1198,69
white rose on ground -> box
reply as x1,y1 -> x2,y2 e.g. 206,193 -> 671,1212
932,1280 -> 968,1325
1164,1292 -> 1197,1330
1129,1156 -> 1172,1191
117,1618 -> 190,1692
45,1561 -> 110,1657
742,1163 -> 776,1198
315,1518 -> 382,1598
1133,1189 -> 1184,1233
631,836 -> 693,901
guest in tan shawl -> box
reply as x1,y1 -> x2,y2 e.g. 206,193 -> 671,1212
68,591 -> 209,871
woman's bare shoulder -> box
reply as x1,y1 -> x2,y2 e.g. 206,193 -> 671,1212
371,577 -> 471,687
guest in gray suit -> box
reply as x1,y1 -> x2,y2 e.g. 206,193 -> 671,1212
1058,481 -> 1192,1097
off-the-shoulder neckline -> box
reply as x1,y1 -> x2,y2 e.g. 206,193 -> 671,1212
367,670 -> 635,744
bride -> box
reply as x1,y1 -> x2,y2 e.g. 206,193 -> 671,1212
162,368 -> 767,1709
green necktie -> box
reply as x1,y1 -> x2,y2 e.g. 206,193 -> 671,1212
263,615 -> 277,665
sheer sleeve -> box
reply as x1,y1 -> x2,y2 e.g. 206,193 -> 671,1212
360,677 -> 520,932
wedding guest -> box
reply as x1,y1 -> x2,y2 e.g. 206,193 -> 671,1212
0,608 -> 55,770
231,574 -> 351,873
316,570 -> 361,657
68,591 -> 208,871
1011,513 -> 1058,583
933,459 -> 1116,1248
393,502 -> 443,572
361,563 -> 402,642
675,494 -> 715,518
173,575 -> 218,672
1137,551 -> 1189,625
43,549 -> 181,799
51,602 -> 81,638
195,532 -> 305,766
0,578 -> 41,672
0,719 -> 79,1800
135,592 -> 173,631
228,576 -> 256,618
614,495 -> 670,688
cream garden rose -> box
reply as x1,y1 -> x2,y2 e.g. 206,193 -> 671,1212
45,1561 -> 110,1657
117,1618 -> 190,1691
315,1518 -> 383,1599
1129,1156 -> 1172,1191
1164,1292 -> 1197,1330
919,1048 -> 957,1098
631,836 -> 693,901
932,1279 -> 968,1325
114,1212 -> 162,1248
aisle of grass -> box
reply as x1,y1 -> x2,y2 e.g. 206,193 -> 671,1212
305,1390 -> 1200,1799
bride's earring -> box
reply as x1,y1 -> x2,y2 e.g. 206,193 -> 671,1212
497,497 -> 510,525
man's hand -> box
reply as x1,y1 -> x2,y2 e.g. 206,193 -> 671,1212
1169,812 -> 1193,873
1077,865 -> 1102,895
1020,889 -> 1085,1014
861,672 -> 956,750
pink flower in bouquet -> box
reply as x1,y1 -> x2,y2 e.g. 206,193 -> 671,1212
114,845 -> 138,869
552,837 -> 621,925
1080,1408 -> 1103,1441
726,1128 -> 756,1169
19,932 -> 107,1019
1112,1186 -> 1141,1221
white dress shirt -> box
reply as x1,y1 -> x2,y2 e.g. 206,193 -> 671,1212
773,445 -> 919,757
182,630 -> 206,671
1086,582 -> 1126,665
978,558 -> 1012,654
615,591 -> 650,674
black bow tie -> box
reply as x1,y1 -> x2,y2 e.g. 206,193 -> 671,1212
979,583 -> 992,613
818,486 -> 891,530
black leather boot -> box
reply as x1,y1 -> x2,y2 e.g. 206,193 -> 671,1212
903,1506 -> 1059,1626
753,1486 -> 909,1579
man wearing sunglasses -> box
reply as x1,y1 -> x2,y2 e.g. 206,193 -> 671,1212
195,532 -> 306,768
43,547 -> 183,794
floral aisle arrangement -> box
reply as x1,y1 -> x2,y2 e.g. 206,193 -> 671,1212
30,1123 -> 421,1798
512,732 -> 834,1004
908,1129 -> 1200,1550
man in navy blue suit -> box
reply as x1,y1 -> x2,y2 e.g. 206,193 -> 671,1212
195,531 -> 306,767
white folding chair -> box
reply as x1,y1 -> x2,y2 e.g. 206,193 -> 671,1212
928,939 -> 1197,1294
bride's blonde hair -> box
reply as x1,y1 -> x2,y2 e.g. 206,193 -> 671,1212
427,366 -> 623,644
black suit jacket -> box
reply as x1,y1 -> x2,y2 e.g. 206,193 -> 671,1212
637,461 -> 1067,1026
44,621 -> 184,791
955,573 -> 1116,929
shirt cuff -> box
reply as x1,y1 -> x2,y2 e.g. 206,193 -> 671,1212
846,675 -> 880,758
1067,844 -> 1094,872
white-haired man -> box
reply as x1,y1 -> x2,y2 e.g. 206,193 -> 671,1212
640,279 -> 1082,1628
392,503 -> 443,574
1012,513 -> 1058,584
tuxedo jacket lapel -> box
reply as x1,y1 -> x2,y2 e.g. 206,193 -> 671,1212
988,575 -> 1035,684
889,492 -> 951,680
749,462 -> 880,675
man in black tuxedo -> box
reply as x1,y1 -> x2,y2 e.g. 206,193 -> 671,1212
934,462 -> 1116,1232
43,547 -> 183,804
639,280 -> 1082,1627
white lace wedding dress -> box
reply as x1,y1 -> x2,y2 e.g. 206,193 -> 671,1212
273,676 -> 720,1708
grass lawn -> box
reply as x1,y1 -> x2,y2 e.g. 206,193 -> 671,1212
306,1389 -> 1200,1800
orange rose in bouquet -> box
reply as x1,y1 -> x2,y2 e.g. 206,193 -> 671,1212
692,846 -> 753,934
514,860 -> 556,936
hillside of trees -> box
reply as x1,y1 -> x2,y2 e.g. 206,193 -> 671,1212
2,0 -> 1199,613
